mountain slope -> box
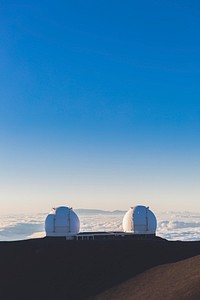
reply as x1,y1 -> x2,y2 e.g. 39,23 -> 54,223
93,254 -> 200,300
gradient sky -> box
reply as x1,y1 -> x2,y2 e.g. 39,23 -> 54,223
0,0 -> 200,213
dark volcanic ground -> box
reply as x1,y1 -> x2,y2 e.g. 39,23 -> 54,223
94,254 -> 200,300
0,237 -> 200,300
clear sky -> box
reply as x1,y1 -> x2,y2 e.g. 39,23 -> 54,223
0,0 -> 200,213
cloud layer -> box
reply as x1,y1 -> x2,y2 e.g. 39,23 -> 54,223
0,211 -> 200,241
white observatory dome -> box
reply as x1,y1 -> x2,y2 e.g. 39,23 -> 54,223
45,206 -> 80,237
122,205 -> 157,235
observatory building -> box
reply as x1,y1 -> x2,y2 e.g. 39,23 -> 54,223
45,205 -> 157,240
45,206 -> 80,237
122,205 -> 157,235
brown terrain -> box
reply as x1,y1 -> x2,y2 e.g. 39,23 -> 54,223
94,253 -> 200,300
0,237 -> 200,300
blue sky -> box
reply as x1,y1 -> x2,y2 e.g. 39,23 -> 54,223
0,0 -> 200,213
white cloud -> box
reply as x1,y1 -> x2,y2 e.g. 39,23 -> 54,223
0,211 -> 200,241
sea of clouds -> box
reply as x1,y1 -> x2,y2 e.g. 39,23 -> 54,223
0,210 -> 200,241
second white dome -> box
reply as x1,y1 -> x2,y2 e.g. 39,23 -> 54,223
123,205 -> 157,234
